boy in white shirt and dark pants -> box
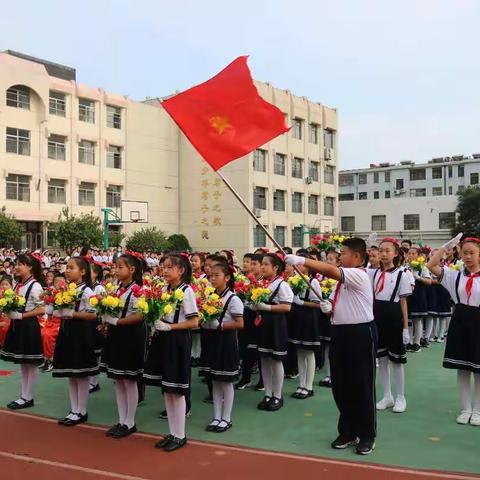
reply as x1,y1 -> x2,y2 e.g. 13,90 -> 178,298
286,238 -> 377,455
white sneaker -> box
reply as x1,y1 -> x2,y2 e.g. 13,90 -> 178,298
457,410 -> 472,425
376,397 -> 394,410
393,396 -> 407,413
469,411 -> 480,426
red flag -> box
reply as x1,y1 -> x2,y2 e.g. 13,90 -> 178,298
161,56 -> 289,171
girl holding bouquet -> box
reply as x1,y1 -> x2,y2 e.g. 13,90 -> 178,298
1,253 -> 45,410
144,253 -> 199,452
52,257 -> 97,426
101,253 -> 147,439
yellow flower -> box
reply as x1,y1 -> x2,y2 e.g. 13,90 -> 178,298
62,294 -> 73,304
210,293 -> 220,301
4,289 -> 15,297
54,295 -> 63,306
105,282 -> 115,294
0,299 -> 6,307
137,299 -> 149,314
205,286 -> 215,296
174,289 -> 184,301
161,292 -> 172,301
89,297 -> 99,307
17,297 -> 26,307
410,261 -> 419,268
206,306 -> 217,315
164,304 -> 173,315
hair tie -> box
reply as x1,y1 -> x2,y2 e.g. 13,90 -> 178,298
462,237 -> 480,245
381,237 -> 399,247
275,252 -> 285,262
30,253 -> 43,265
179,252 -> 190,260
125,250 -> 143,261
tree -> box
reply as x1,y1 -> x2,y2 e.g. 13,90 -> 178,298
125,227 -> 170,253
167,233 -> 191,252
108,230 -> 125,248
0,207 -> 23,247
50,208 -> 103,253
452,186 -> 480,238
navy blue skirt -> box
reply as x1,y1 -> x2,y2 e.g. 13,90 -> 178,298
288,304 -> 321,351
0,317 -> 43,365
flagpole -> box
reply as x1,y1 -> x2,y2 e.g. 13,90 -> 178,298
216,170 -> 324,301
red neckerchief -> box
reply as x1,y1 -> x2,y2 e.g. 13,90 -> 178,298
375,267 -> 396,294
15,276 -> 33,294
117,281 -> 134,297
465,272 -> 480,305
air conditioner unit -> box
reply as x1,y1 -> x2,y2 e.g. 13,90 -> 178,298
394,189 -> 402,195
254,208 -> 262,218
306,176 -> 313,184
324,147 -> 333,160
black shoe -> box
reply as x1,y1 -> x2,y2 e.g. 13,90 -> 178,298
285,373 -> 299,379
112,424 -> 137,438
159,410 -> 168,419
254,380 -> 265,391
58,412 -> 76,426
411,344 -> 422,353
257,396 -> 271,410
7,398 -> 34,410
291,388 -> 303,398
420,338 -> 426,348
155,434 -> 174,448
214,420 -> 232,433
106,423 -> 121,436
59,412 -> 88,426
265,397 -> 283,411
356,438 -> 376,455
331,435 -> 359,449
39,361 -> 50,372
89,384 -> 100,394
76,413 -> 88,424
319,377 -> 332,388
406,343 -> 413,352
424,339 -> 430,348
203,395 -> 213,404
191,358 -> 200,368
296,389 -> 314,399
206,419 -> 221,432
235,378 -> 251,390
163,436 -> 187,452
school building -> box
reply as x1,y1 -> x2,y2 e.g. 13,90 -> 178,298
0,50 -> 338,254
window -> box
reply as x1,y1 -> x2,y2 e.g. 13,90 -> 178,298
324,165 -> 334,184
410,188 -> 426,197
253,225 -> 266,248
448,186 -> 453,195
410,169 -> 426,181
432,167 -> 442,179
395,178 -> 404,189
308,123 -> 318,144
385,171 -> 391,182
385,191 -> 391,198
371,215 -> 386,231
358,173 -> 367,184
404,214 -> 420,231
78,98 -> 95,123
358,192 -> 367,200
273,190 -> 285,211
292,118 -> 303,139
471,173 -> 479,185
48,179 -> 66,204
107,145 -> 122,169
106,185 -> 122,208
292,192 -> 303,213
274,153 -> 286,175
308,195 -> 319,215
439,212 -> 455,230
106,105 -> 121,129
253,149 -> 266,172
78,182 -> 95,206
47,229 -> 58,247
6,85 -> 30,109
49,91 -> 66,116
274,226 -> 286,246
373,172 -> 379,184
254,187 -> 267,210
309,161 -> 320,182
341,216 -> 355,231
6,174 -> 30,201
292,157 -> 303,178
292,227 -> 302,248
339,193 -> 354,201
432,187 -> 443,196
324,129 -> 335,148
6,127 -> 30,155
373,191 -> 379,199
458,185 -> 465,193
448,165 -> 453,178
78,140 -> 95,165
339,174 -> 354,186
324,196 -> 335,216
458,165 -> 465,177
48,134 -> 66,160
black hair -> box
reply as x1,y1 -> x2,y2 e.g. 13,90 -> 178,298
295,248 -> 309,255
118,254 -> 144,286
250,253 -> 264,264
80,245 -> 92,256
92,263 -> 103,283
69,257 -> 93,288
211,262 -> 235,291
17,254 -> 44,285
243,253 -> 255,260
220,250 -> 234,266
264,253 -> 285,275
0,274 -> 13,286
282,247 -> 293,254
164,253 -> 192,284
206,254 -> 228,265
190,252 -> 205,269
369,245 -> 379,251
401,239 -> 412,247
343,238 -> 367,263
54,272 -> 65,280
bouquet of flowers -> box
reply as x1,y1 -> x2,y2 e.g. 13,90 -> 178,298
448,263 -> 460,271
199,289 -> 224,324
89,292 -> 124,319
409,256 -> 426,274
311,233 -> 349,252
247,280 -> 271,304
320,278 -> 337,300
233,273 -> 252,301
287,274 -> 308,296
138,282 -> 184,326
0,288 -> 26,314
52,282 -> 80,316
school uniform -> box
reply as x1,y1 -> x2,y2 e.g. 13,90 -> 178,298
408,267 -> 431,318
329,268 -> 377,441
52,283 -> 99,378
431,274 -> 452,318
288,277 -> 322,351
0,277 -> 44,365
257,277 -> 294,360
199,289 -> 243,382
100,282 -> 147,380
439,267 -> 480,373
369,268 -> 412,364
143,283 -> 198,395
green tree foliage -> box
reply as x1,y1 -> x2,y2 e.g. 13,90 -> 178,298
167,233 -> 191,252
0,207 -> 24,247
452,186 -> 480,237
125,227 -> 170,253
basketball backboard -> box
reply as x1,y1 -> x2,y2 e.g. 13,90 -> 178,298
121,200 -> 148,223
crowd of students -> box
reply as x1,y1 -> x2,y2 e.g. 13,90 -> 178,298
0,232 -> 478,456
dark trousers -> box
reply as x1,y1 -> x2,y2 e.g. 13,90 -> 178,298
240,348 -> 262,383
330,321 -> 377,441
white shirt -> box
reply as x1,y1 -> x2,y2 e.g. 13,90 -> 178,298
116,283 -> 139,318
162,284 -> 198,324
14,277 -> 43,312
293,277 -> 322,305
267,277 -> 294,305
93,283 -> 106,297
329,268 -> 374,325
440,267 -> 480,306
368,268 -> 412,303
76,284 -> 96,313
202,290 -> 244,330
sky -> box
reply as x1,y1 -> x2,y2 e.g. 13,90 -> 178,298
1,0 -> 479,170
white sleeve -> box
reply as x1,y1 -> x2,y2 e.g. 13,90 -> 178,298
308,278 -> 322,303
439,267 -> 458,300
229,295 -> 244,316
339,267 -> 367,291
398,273 -> 412,297
277,281 -> 294,304
182,287 -> 199,318
421,266 -> 431,279
82,287 -> 96,313
30,283 -> 44,307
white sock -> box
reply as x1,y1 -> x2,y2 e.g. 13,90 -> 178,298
432,318 -> 438,338
261,357 -> 273,397
305,351 -> 316,391
272,360 -> 284,399
408,323 -> 414,343
392,363 -> 405,398
19,364 -> 29,402
378,357 -> 392,399
438,318 -> 447,338
414,319 -> 423,345
123,379 -> 138,428
473,373 -> 480,413
25,364 -> 38,401
89,375 -> 99,387
323,345 -> 331,377
191,335 -> 201,359
68,378 -> 79,416
297,350 -> 307,389
446,317 -> 451,331
171,394 -> 186,439
212,381 -> 223,420
76,377 -> 90,415
164,393 -> 175,436
222,383 -> 234,422
114,380 -> 128,425
424,317 -> 434,340
457,370 -> 472,411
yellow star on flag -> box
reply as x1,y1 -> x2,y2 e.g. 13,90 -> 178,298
209,116 -> 231,135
